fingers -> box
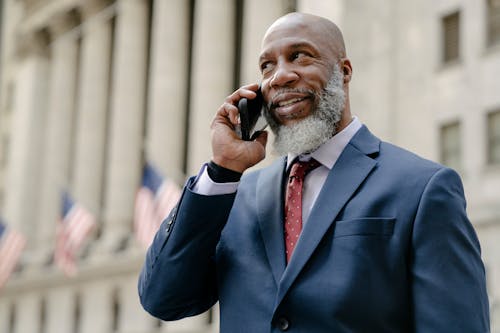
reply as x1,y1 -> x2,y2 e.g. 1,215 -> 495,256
210,84 -> 267,172
216,102 -> 239,127
224,83 -> 260,105
214,83 -> 260,127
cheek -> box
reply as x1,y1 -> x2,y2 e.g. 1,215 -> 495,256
262,105 -> 280,128
260,80 -> 272,105
302,69 -> 330,91
317,72 -> 333,89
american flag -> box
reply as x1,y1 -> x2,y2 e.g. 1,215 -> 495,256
0,218 -> 26,289
134,163 -> 181,248
54,191 -> 96,276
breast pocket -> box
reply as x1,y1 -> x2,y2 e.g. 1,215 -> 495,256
333,217 -> 395,238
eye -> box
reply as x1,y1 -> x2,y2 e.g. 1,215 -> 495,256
291,51 -> 308,61
260,61 -> 274,74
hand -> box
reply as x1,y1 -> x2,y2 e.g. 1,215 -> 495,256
211,84 -> 268,173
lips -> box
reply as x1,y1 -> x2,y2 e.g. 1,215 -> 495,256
271,93 -> 311,119
277,97 -> 306,107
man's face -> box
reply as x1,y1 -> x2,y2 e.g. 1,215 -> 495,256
258,15 -> 347,155
258,16 -> 339,128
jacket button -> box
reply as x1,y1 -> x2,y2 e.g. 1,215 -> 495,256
277,317 -> 290,331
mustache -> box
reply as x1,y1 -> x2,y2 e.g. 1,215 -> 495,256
268,88 -> 317,109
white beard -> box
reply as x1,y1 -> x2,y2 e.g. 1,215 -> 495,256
264,65 -> 346,155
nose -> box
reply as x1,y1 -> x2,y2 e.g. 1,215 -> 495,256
269,62 -> 299,88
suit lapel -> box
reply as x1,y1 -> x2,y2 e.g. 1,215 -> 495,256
256,157 -> 287,285
275,126 -> 380,308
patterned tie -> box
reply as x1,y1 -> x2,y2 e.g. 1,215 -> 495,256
284,159 -> 321,263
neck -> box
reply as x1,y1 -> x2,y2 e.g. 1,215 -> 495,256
336,95 -> 352,133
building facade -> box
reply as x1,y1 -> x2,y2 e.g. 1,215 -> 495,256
0,0 -> 499,332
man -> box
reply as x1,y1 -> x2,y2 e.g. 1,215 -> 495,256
139,13 -> 490,332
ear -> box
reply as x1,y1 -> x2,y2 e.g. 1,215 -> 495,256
341,58 -> 352,84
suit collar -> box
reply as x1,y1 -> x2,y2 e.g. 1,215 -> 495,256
348,124 -> 380,156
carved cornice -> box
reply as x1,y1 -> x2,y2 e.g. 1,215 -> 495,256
80,0 -> 114,19
0,249 -> 144,297
18,0 -> 81,34
22,0 -> 56,17
47,9 -> 80,39
15,29 -> 51,58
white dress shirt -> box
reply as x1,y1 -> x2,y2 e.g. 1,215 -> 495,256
193,117 -> 362,223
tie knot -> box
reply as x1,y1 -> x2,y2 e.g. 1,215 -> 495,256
289,159 -> 321,180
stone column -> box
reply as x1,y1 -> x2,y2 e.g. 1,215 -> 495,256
46,288 -> 74,333
0,299 -> 10,333
296,0 -> 345,25
210,304 -> 220,333
187,0 -> 235,174
14,294 -> 39,333
72,0 -> 113,220
146,0 -> 190,183
162,313 -> 210,332
240,0 -> 286,84
101,0 -> 148,251
119,276 -> 155,333
37,12 -> 80,262
3,31 -> 49,245
239,1 -> 287,168
80,282 -> 112,333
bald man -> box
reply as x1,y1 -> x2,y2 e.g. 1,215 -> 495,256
139,13 -> 489,332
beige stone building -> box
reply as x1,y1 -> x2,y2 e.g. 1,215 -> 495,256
0,0 -> 498,332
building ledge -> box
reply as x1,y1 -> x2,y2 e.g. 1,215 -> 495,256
1,247 -> 146,297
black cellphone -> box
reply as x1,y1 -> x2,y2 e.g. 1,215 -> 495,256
238,87 -> 265,141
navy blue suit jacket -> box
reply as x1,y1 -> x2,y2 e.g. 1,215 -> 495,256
139,126 -> 489,332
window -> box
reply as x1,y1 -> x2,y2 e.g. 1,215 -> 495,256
440,122 -> 462,171
442,11 -> 460,63
487,0 -> 500,46
487,110 -> 500,164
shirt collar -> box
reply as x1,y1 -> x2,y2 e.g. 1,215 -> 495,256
286,116 -> 362,170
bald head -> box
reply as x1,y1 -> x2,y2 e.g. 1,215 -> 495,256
263,12 -> 346,60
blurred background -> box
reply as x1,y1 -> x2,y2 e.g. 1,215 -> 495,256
0,0 -> 499,332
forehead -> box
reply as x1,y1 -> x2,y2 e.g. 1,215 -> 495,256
260,18 -> 336,59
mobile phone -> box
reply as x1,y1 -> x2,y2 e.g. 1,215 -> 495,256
238,87 -> 265,141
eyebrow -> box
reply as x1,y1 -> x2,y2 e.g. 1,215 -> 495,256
288,41 -> 316,50
259,41 -> 317,63
258,51 -> 271,64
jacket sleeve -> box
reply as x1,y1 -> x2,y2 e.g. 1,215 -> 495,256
411,167 -> 490,332
138,177 -> 236,321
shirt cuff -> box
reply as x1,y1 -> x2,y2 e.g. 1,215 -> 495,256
191,164 -> 239,195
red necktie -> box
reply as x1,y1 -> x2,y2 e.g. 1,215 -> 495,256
284,159 -> 321,263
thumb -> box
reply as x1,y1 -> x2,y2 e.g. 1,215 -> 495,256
253,130 -> 268,149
